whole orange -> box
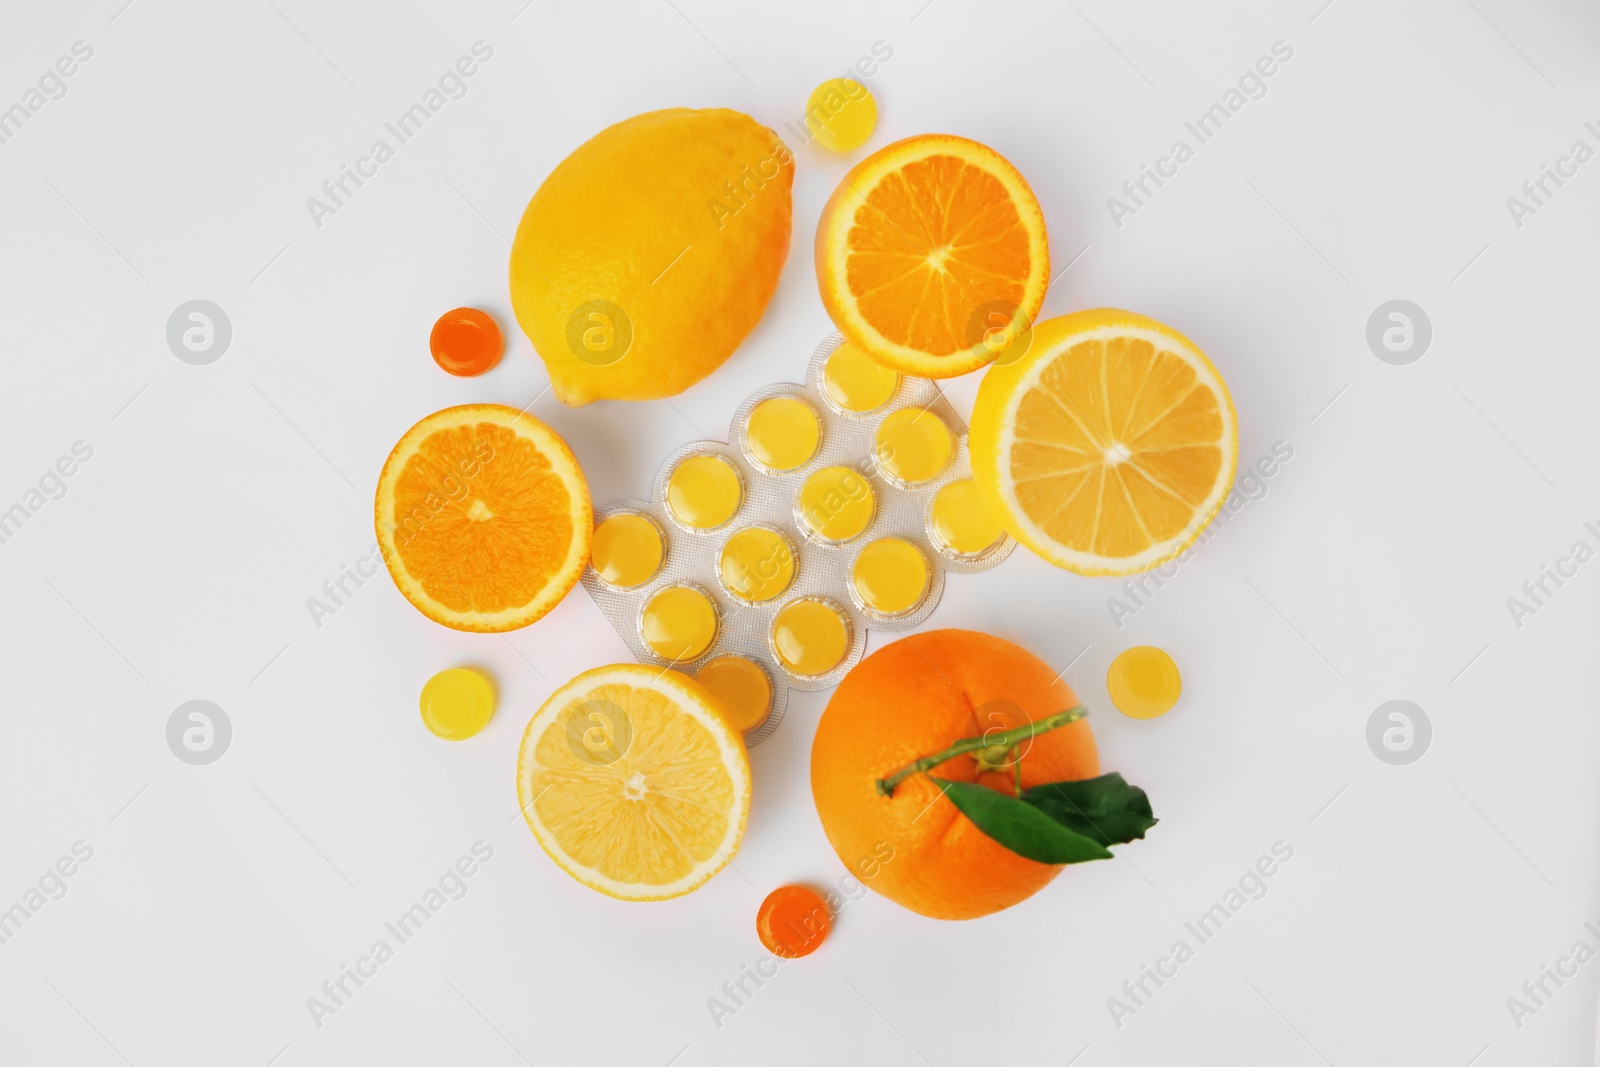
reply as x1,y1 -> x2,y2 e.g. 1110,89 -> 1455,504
810,630 -> 1098,920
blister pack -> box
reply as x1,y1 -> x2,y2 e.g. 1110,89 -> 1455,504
579,334 -> 1015,745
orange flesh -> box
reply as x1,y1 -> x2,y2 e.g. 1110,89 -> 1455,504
846,154 -> 1032,356
1010,337 -> 1225,557
392,422 -> 574,615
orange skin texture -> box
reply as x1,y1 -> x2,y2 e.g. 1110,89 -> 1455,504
811,630 -> 1098,920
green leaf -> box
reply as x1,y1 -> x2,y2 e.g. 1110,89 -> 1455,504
929,778 -> 1113,864
1020,773 -> 1157,847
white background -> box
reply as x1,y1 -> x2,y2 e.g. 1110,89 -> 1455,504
1,0 -> 1597,1064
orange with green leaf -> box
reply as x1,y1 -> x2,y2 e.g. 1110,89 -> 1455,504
811,630 -> 1155,920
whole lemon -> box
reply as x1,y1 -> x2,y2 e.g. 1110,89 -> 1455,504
510,108 -> 794,406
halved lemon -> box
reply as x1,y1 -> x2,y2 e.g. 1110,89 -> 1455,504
970,309 -> 1238,575
516,664 -> 751,900
375,404 -> 592,632
815,134 -> 1050,379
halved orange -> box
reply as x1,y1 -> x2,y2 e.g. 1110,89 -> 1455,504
375,404 -> 592,631
970,310 -> 1238,575
516,664 -> 751,900
815,134 -> 1050,379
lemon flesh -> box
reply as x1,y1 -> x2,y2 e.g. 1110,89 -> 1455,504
516,665 -> 751,900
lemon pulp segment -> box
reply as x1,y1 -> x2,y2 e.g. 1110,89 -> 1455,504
517,665 -> 750,900
968,310 -> 1238,575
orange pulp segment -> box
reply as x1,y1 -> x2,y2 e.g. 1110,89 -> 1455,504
815,134 -> 1049,379
375,405 -> 592,631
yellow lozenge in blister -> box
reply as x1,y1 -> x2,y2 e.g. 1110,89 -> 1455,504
579,334 -> 1020,747
875,407 -> 953,486
666,454 -> 743,531
822,340 -> 900,414
640,584 -> 718,662
928,479 -> 1005,559
771,598 -> 851,678
744,396 -> 821,473
591,512 -> 665,588
696,654 -> 774,732
797,466 -> 876,543
719,526 -> 797,604
851,537 -> 929,618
